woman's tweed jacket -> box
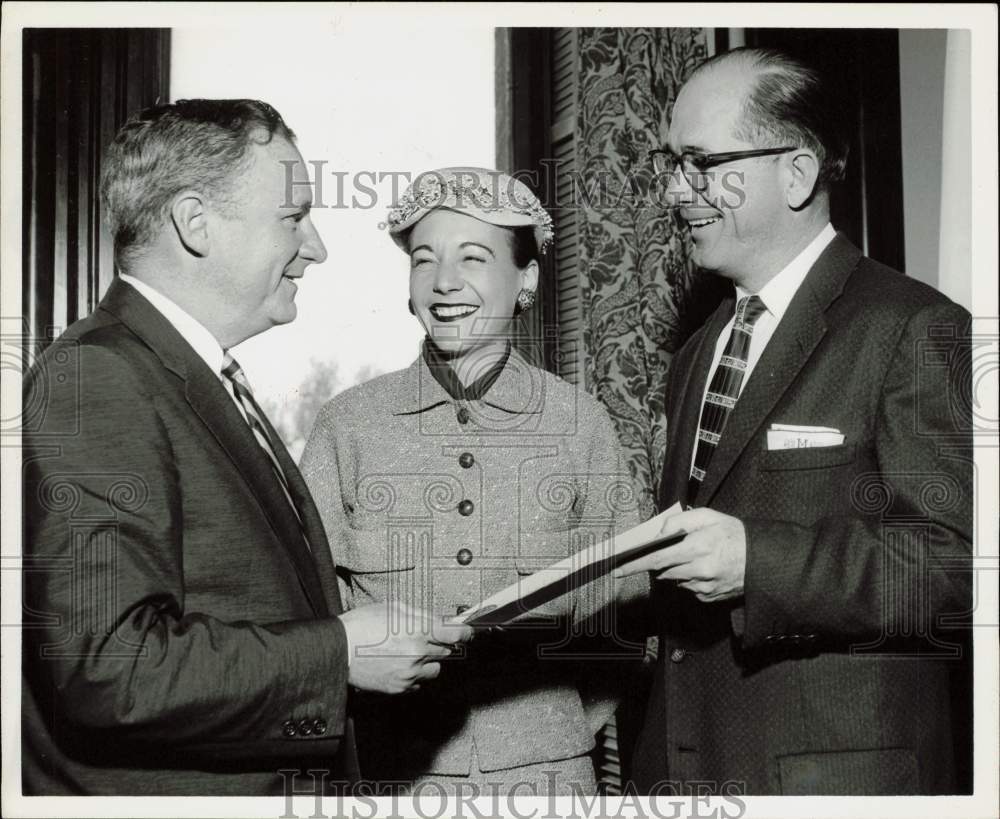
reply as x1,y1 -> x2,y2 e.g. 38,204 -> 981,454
300,347 -> 644,779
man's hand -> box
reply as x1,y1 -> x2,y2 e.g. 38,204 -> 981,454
616,508 -> 747,603
339,602 -> 473,694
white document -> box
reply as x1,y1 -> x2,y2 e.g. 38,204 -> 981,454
767,423 -> 845,450
454,503 -> 684,627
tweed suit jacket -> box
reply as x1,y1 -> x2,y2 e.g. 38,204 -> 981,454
631,234 -> 972,795
22,278 -> 358,795
300,348 -> 646,780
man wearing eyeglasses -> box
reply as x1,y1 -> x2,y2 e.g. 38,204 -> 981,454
618,48 -> 972,795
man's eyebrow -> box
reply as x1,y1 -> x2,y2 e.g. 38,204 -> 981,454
460,241 -> 495,258
411,243 -> 434,255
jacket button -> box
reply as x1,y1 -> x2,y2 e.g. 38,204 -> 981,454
456,407 -> 470,424
456,548 -> 473,566
456,604 -> 470,615
457,499 -> 475,516
669,648 -> 687,663
282,720 -> 297,737
313,719 -> 327,736
458,452 -> 475,469
298,719 -> 313,736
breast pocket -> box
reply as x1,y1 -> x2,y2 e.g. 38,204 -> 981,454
759,443 -> 856,472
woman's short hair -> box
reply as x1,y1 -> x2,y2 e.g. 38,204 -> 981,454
695,47 -> 850,188
509,225 -> 540,268
99,98 -> 294,270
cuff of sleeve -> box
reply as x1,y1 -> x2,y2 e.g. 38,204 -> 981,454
337,615 -> 352,668
740,517 -> 813,651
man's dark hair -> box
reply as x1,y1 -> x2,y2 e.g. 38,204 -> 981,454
99,98 -> 295,271
692,47 -> 850,189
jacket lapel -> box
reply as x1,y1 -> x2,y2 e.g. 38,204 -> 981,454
98,278 -> 329,616
258,408 -> 342,615
697,234 -> 862,504
660,293 -> 736,509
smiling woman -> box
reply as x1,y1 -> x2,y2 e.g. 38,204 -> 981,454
406,210 -> 538,369
298,167 -> 648,796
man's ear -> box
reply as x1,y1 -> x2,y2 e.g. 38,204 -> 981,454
519,259 -> 540,293
785,149 -> 821,209
170,192 -> 210,256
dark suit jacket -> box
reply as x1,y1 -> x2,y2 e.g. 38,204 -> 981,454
631,235 -> 972,795
22,278 -> 359,795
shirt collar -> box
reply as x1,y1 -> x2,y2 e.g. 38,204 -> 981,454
737,222 -> 836,321
118,274 -> 226,375
396,343 -> 544,416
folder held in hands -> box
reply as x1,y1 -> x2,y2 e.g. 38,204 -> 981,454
454,503 -> 684,627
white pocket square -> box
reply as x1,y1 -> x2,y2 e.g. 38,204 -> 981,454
767,423 -> 845,450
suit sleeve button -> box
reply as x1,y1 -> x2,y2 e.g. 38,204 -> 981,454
456,549 -> 473,566
297,719 -> 313,736
282,720 -> 297,737
313,719 -> 327,736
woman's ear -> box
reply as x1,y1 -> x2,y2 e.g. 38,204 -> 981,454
786,149 -> 821,210
170,191 -> 210,257
519,259 -> 540,293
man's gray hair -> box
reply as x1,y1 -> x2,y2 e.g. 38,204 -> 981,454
99,98 -> 295,271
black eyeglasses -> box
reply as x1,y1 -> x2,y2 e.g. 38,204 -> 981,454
649,146 -> 796,192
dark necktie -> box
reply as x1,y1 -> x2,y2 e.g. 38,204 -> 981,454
688,295 -> 767,502
222,352 -> 310,548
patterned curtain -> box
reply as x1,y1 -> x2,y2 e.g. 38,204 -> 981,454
577,28 -> 729,519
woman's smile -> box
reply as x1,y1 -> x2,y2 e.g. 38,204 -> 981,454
429,303 -> 480,322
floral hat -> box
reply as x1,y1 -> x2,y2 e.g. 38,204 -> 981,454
386,166 -> 554,255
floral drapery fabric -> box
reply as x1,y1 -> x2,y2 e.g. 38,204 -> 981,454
576,28 -> 728,518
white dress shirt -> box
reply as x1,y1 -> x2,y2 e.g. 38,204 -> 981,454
118,274 -> 246,418
692,223 -> 837,470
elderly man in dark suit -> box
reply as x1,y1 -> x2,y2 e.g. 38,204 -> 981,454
22,99 -> 471,795
619,48 -> 972,794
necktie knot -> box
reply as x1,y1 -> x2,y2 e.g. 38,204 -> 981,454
221,352 -> 252,393
735,295 -> 767,330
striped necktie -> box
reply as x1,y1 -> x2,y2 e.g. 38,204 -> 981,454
688,295 -> 767,502
221,353 -> 309,546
